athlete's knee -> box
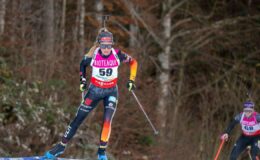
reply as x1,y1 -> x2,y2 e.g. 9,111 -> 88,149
230,146 -> 240,160
108,96 -> 117,104
106,96 -> 117,110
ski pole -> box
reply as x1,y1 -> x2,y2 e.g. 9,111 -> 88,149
81,90 -> 86,103
214,139 -> 225,160
131,90 -> 159,135
82,91 -> 84,101
247,146 -> 252,160
247,146 -> 260,160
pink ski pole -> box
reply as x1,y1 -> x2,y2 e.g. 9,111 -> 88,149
214,139 -> 225,160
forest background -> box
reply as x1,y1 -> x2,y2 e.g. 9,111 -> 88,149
0,0 -> 259,159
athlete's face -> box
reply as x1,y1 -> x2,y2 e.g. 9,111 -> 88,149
244,109 -> 254,117
100,42 -> 113,56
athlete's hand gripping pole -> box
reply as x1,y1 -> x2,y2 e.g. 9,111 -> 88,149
131,90 -> 159,135
214,139 -> 225,160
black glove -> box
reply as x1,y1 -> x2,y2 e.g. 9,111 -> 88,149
80,77 -> 87,92
127,80 -> 136,91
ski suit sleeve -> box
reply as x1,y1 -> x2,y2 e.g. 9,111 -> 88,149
80,44 -> 98,79
256,113 -> 260,123
80,55 -> 92,79
224,113 -> 242,135
117,50 -> 138,81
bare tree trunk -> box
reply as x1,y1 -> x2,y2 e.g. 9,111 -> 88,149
60,0 -> 66,55
73,4 -> 79,47
129,17 -> 139,47
45,0 -> 54,57
0,0 -> 6,36
79,0 -> 85,56
44,0 -> 54,79
171,51 -> 186,138
158,1 -> 171,136
10,0 -> 17,45
95,0 -> 103,26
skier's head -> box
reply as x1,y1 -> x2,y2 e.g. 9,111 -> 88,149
97,28 -> 114,44
97,28 -> 114,55
243,100 -> 255,116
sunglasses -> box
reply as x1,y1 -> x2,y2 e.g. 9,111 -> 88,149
244,109 -> 253,113
100,44 -> 112,49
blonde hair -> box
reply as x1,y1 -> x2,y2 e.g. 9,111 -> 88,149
86,42 -> 98,57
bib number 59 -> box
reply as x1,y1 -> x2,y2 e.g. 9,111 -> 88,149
99,68 -> 112,76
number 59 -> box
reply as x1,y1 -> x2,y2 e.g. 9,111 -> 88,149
99,68 -> 112,76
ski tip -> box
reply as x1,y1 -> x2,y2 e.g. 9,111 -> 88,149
0,157 -> 43,160
0,157 -> 87,160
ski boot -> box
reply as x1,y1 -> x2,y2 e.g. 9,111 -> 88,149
97,148 -> 108,160
43,142 -> 66,159
97,153 -> 108,160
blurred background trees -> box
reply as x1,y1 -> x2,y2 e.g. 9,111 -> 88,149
0,0 -> 259,159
